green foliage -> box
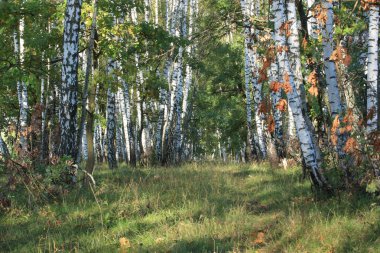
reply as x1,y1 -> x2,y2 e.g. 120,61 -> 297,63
1,164 -> 380,252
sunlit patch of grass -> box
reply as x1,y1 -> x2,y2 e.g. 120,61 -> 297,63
1,162 -> 379,252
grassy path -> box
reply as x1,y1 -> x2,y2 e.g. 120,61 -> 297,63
1,163 -> 380,252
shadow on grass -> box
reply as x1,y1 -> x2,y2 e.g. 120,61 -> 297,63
2,164 -> 380,252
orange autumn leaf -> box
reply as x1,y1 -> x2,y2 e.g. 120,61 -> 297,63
270,81 -> 282,93
258,101 -> 268,114
119,237 -> 131,248
308,85 -> 319,97
302,37 -> 308,49
360,0 -> 377,11
283,72 -> 290,83
267,46 -> 276,61
283,81 -> 292,94
345,125 -> 353,132
369,132 -> 380,152
332,115 -> 340,131
254,232 -> 265,245
367,106 -> 376,121
279,21 -> 293,37
331,116 -> 340,146
343,109 -> 354,124
276,99 -> 288,112
343,137 -> 358,153
282,72 -> 292,94
262,58 -> 271,70
343,53 -> 352,66
267,115 -> 275,133
330,48 -> 340,62
258,68 -> 268,83
330,46 -> 351,66
316,5 -> 328,25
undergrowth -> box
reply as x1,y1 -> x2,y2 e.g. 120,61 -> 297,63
1,162 -> 380,252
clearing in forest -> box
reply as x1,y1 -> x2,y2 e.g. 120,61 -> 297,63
1,163 -> 380,252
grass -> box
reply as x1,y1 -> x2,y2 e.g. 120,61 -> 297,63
1,162 -> 380,252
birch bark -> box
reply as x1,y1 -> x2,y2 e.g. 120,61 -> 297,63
59,0 -> 82,158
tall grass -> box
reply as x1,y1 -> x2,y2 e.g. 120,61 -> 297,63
1,162 -> 379,252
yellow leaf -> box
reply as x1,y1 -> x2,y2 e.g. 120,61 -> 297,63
119,237 -> 131,248
254,232 -> 265,244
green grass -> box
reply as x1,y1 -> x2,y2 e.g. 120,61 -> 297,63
1,162 -> 380,252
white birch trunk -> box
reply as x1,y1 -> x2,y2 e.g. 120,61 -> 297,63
274,0 -> 327,187
269,57 -> 284,157
240,0 -> 258,160
367,5 -> 379,133
106,85 -> 117,169
14,14 -> 29,153
59,0 -> 82,157
307,0 -> 318,39
321,1 -> 343,119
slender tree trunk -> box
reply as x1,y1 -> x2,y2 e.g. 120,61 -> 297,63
367,4 -> 379,133
106,83 -> 118,169
0,134 -> 9,159
59,0 -> 82,158
287,0 -> 322,164
14,13 -> 29,154
274,0 -> 328,188
76,0 -> 97,163
307,0 -> 318,39
121,78 -> 136,167
240,0 -> 258,160
321,1 -> 343,119
269,57 -> 285,158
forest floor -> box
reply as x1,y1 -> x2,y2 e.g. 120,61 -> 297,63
1,162 -> 380,252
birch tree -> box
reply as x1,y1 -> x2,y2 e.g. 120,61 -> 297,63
59,0 -> 82,158
14,7 -> 29,154
106,61 -> 118,169
321,0 -> 344,119
366,2 -> 379,133
273,0 -> 328,187
76,0 -> 97,163
240,0 -> 258,160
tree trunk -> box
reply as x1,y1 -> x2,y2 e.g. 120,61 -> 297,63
14,14 -> 29,154
321,1 -> 343,119
367,4 -> 379,133
274,0 -> 328,188
106,84 -> 118,169
76,0 -> 97,163
240,0 -> 258,160
59,0 -> 82,158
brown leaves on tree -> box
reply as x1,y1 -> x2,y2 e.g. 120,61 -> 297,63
267,115 -> 275,134
307,70 -> 319,97
276,45 -> 289,54
367,106 -> 376,121
258,68 -> 268,83
279,21 -> 293,37
258,100 -> 270,115
331,116 -> 340,146
276,99 -> 288,112
267,46 -> 276,62
302,37 -> 308,49
314,4 -> 328,25
282,73 -> 292,94
330,46 -> 351,66
361,0 -> 379,11
270,81 -> 282,93
308,86 -> 319,97
368,132 -> 380,153
343,137 -> 358,154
